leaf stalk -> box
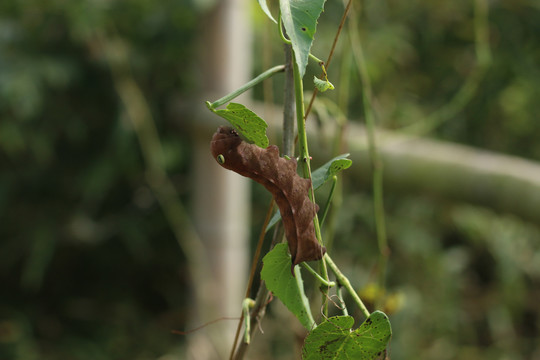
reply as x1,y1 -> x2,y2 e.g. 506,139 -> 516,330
207,65 -> 285,109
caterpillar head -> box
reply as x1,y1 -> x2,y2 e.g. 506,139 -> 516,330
210,126 -> 244,171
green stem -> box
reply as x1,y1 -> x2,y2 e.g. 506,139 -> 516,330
400,0 -> 491,136
309,53 -> 324,64
301,262 -> 336,287
292,52 -> 330,312
207,65 -> 285,109
325,253 -> 370,318
292,53 -> 314,221
242,298 -> 255,344
279,14 -> 292,45
282,44 -> 295,156
336,285 -> 349,316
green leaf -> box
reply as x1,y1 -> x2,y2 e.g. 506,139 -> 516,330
213,102 -> 269,148
312,154 -> 352,190
257,0 -> 277,23
280,0 -> 326,78
261,243 -> 315,329
302,312 -> 392,360
313,76 -> 334,92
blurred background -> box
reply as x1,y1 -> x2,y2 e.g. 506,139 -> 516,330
1,0 -> 539,359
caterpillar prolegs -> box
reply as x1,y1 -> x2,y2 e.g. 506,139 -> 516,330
210,126 -> 326,270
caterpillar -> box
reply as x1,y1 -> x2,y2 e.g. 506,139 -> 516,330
210,126 -> 326,271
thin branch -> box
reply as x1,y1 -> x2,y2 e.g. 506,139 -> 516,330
301,262 -> 336,287
399,0 -> 491,135
229,199 -> 275,359
100,33 -> 209,286
305,0 -> 353,119
231,43 -> 297,360
325,253 -> 370,318
292,51 -> 330,313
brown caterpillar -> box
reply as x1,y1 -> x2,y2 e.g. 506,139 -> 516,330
210,126 -> 326,271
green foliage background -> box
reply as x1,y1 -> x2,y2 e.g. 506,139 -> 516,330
1,0 -> 539,359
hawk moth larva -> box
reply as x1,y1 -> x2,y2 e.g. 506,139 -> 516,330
210,126 -> 326,271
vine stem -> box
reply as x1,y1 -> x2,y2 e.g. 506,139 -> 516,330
292,52 -> 330,311
325,253 -> 370,318
399,0 -> 491,136
208,65 -> 285,109
301,262 -> 336,287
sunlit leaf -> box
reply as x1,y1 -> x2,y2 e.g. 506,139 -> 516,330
212,102 -> 269,148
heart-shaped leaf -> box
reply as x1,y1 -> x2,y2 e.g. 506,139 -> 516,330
302,312 -> 392,360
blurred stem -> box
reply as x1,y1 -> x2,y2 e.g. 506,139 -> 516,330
322,40 -> 352,252
103,35 -> 203,263
100,33 -> 211,316
335,37 -> 351,156
400,0 -> 491,135
21,223 -> 55,291
349,1 -> 389,305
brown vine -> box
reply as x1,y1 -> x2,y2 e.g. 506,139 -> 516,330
210,126 -> 326,270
